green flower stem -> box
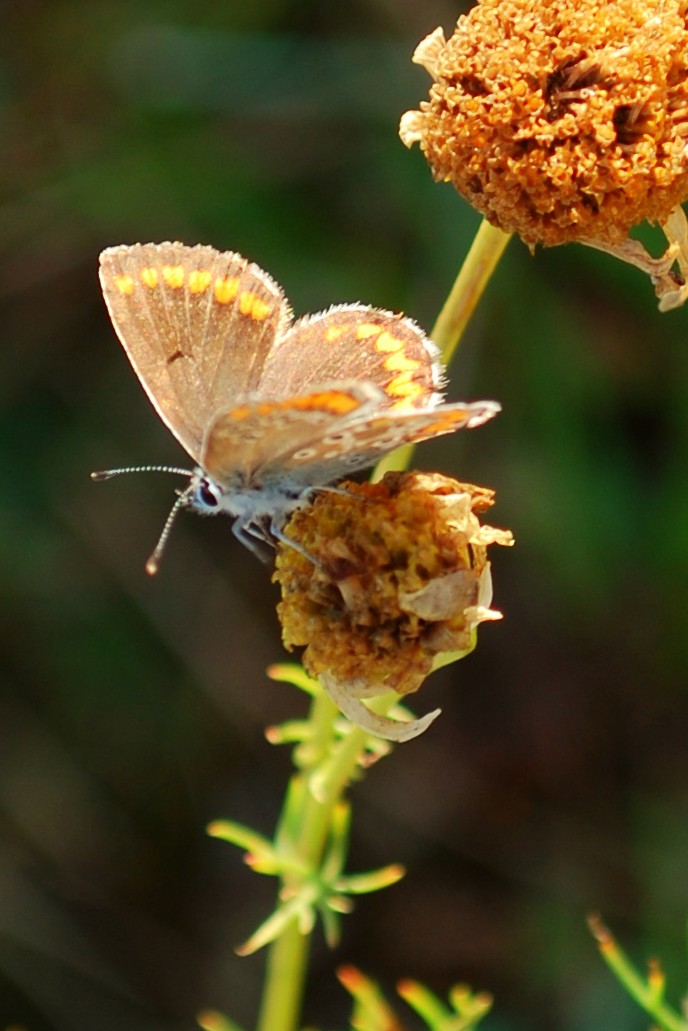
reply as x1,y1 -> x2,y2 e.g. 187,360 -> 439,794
255,906 -> 311,1031
256,694 -> 336,1031
589,917 -> 686,1031
256,693 -> 403,1031
373,218 -> 511,480
431,219 -> 511,368
256,693 -> 357,1031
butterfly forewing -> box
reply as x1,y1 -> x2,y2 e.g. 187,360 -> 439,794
259,305 -> 444,411
99,242 -> 290,463
202,383 -> 383,487
254,397 -> 501,487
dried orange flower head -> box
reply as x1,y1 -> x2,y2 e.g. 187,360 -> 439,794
273,472 -> 513,742
400,0 -> 688,252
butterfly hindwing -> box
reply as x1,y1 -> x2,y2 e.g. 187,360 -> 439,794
259,304 -> 444,412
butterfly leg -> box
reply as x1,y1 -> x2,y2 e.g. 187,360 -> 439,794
231,519 -> 274,562
269,520 -> 323,570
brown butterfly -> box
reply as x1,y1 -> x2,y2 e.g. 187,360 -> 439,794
95,242 -> 499,570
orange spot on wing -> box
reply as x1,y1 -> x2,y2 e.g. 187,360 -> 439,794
374,331 -> 404,352
387,372 -> 425,402
225,391 -> 361,424
214,276 -> 240,304
250,298 -> 271,321
140,267 -> 158,289
383,350 -> 421,373
226,403 -> 252,420
238,291 -> 271,320
162,264 -> 185,288
356,323 -> 383,339
188,269 -> 212,294
409,411 -> 469,436
325,325 -> 347,342
113,274 -> 135,295
254,395 -> 358,416
288,391 -> 360,414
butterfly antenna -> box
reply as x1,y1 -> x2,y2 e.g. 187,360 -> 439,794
91,464 -> 195,574
91,464 -> 192,481
145,484 -> 195,576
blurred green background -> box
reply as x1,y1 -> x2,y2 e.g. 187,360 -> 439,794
2,2 -> 688,1029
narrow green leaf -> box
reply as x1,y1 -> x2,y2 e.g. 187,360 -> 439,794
267,663 -> 320,695
196,1009 -> 246,1031
338,864 -> 406,895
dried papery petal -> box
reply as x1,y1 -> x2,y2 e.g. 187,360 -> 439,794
320,674 -> 442,743
400,0 -> 688,303
273,472 -> 513,740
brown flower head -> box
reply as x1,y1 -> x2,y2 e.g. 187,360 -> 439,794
400,0 -> 688,306
273,471 -> 513,742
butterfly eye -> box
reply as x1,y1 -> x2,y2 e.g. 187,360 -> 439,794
195,480 -> 222,509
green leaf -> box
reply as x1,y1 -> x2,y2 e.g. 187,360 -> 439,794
267,663 -> 321,695
337,863 -> 406,895
207,820 -> 281,874
196,1009 -> 247,1031
397,979 -> 492,1031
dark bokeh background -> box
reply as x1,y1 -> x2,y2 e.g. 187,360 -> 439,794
2,2 -> 688,1029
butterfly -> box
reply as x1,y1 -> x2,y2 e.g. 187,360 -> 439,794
95,241 -> 499,571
